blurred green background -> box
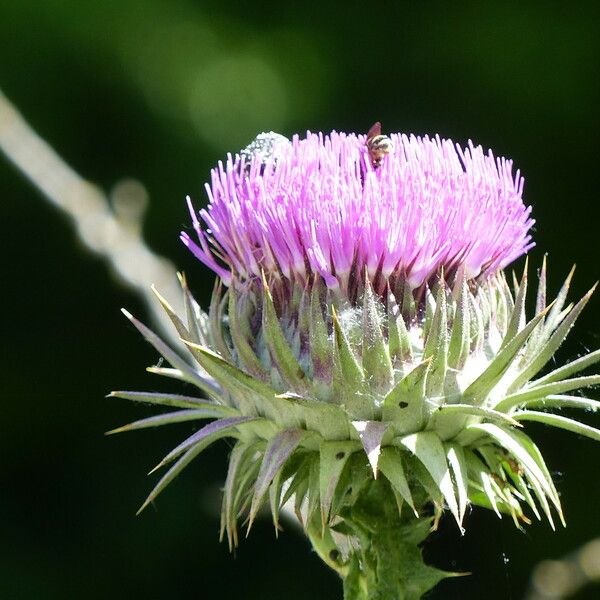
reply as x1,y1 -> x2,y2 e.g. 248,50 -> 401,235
1,2 -> 599,598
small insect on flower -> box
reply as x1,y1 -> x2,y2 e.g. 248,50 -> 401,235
238,131 -> 290,175
366,121 -> 394,167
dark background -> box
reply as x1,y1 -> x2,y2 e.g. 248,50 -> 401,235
1,2 -> 599,599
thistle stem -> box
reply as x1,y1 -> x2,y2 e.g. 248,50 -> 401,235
306,516 -> 350,579
309,479 -> 450,600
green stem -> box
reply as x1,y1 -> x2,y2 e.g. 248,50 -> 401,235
310,479 -> 452,600
306,514 -> 349,579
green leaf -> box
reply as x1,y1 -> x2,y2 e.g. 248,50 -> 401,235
498,272 -> 515,317
352,420 -> 389,476
269,453 -> 303,533
387,290 -> 413,364
297,284 -> 311,345
275,393 -> 351,440
461,307 -> 550,404
145,366 -> 186,381
477,283 -> 492,329
468,490 -> 513,520
107,390 -> 232,411
332,305 -> 369,418
402,282 -> 417,322
399,431 -> 459,524
477,446 -> 519,522
281,453 -> 312,508
209,279 -> 233,362
406,454 -> 443,507
248,429 -> 305,528
521,394 -> 600,411
535,255 -> 548,314
220,441 -> 261,549
319,440 -> 358,525
261,274 -> 309,393
514,452 -> 556,525
378,447 -> 417,516
105,408 -> 226,435
228,288 -> 269,380
361,279 -> 393,391
306,452 -> 321,524
465,451 -> 502,518
309,281 -> 334,392
531,349 -> 600,387
469,292 -> 485,353
446,443 -> 469,525
233,454 -> 263,534
334,452 -> 372,516
544,265 -> 576,335
382,358 -> 430,435
433,403 -> 521,428
293,469 -> 310,526
509,284 -> 597,392
448,277 -> 470,370
502,258 -> 528,348
509,429 -> 563,526
220,442 -> 245,548
137,447 -> 200,514
182,345 -> 255,395
495,375 -> 600,412
425,281 -> 449,399
331,305 -> 364,386
138,423 -> 252,515
148,416 -> 260,473
529,480 -> 556,528
181,341 -> 279,416
422,287 -> 436,342
121,309 -> 220,397
151,285 -> 191,344
177,272 -> 209,345
342,556 -> 364,600
492,277 -> 509,338
502,465 -> 541,522
467,423 -> 558,513
524,256 -> 547,355
306,515 -> 347,577
512,411 -> 600,441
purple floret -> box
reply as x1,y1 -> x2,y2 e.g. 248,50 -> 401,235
182,130 -> 534,293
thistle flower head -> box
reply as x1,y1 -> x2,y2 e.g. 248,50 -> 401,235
113,128 -> 599,600
182,131 -> 534,293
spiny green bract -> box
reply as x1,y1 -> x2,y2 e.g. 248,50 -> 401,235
110,261 -> 600,557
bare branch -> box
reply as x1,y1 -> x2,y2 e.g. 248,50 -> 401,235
0,87 -> 185,349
